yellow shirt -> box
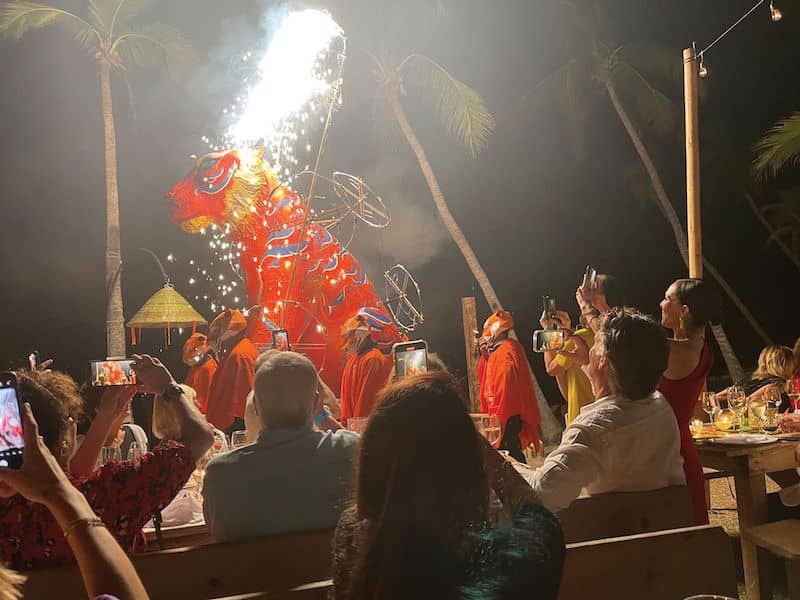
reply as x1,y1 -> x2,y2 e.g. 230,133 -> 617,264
555,328 -> 595,424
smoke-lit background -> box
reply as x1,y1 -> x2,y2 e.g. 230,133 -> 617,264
0,0 -> 797,401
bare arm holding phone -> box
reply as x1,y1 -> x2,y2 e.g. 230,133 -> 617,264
0,405 -> 148,599
131,354 -> 214,461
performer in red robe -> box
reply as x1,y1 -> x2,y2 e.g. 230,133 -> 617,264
480,310 -> 541,462
182,333 -> 217,415
206,309 -> 259,433
340,308 -> 394,426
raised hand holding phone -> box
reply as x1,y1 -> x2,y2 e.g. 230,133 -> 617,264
0,372 -> 24,470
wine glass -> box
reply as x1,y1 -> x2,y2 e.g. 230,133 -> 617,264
728,386 -> 746,430
126,441 -> 144,462
479,415 -> 501,445
101,446 -> 122,464
230,430 -> 248,448
700,392 -> 718,423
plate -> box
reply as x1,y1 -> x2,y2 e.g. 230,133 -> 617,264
711,434 -> 778,446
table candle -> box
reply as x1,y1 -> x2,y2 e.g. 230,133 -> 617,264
715,409 -> 736,432
690,419 -> 705,436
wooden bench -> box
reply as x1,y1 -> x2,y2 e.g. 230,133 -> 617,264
204,525 -> 738,600
557,485 -> 695,543
23,528 -> 335,600
744,519 -> 800,598
558,525 -> 738,600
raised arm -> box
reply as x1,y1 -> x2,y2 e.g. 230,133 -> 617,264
0,405 -> 148,599
70,387 -> 136,477
132,354 -> 214,461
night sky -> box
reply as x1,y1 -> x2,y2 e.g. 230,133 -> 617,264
0,0 -> 798,401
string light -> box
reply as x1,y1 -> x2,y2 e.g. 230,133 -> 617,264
693,0 -> 783,78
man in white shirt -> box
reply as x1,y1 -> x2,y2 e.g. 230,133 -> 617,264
521,307 -> 686,513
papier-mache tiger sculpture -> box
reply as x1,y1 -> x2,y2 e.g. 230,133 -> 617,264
169,146 -> 402,391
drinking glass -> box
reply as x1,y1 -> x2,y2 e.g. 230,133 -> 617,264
748,399 -> 767,424
230,430 -> 248,448
790,393 -> 800,414
759,411 -> 780,434
700,392 -> 718,423
480,415 -> 501,445
101,446 -> 122,464
126,441 -> 144,462
728,386 -> 746,430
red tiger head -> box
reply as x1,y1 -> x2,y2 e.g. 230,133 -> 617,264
169,147 -> 284,234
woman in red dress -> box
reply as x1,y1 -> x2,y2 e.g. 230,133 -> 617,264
657,278 -> 720,525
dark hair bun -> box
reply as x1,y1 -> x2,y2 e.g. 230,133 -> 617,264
673,278 -> 722,326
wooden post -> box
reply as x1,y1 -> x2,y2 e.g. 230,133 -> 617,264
684,47 -> 703,278
461,297 -> 479,412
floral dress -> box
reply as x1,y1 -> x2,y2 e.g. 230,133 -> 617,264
0,441 -> 195,569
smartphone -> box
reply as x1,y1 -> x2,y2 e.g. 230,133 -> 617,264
542,296 -> 557,321
0,372 -> 24,469
532,329 -> 566,353
271,329 -> 290,352
393,340 -> 428,378
28,351 -> 40,370
585,265 -> 597,287
90,359 -> 137,387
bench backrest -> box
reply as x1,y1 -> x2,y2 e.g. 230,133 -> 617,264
23,522 -> 735,600
23,528 -> 335,600
558,524 -> 738,600
557,485 -> 695,543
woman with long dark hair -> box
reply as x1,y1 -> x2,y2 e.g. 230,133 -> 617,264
657,278 -> 721,524
332,372 -> 564,600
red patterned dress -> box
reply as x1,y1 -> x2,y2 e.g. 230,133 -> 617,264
0,441 -> 195,569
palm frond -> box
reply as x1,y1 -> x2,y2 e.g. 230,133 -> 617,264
111,22 -> 196,79
399,54 -> 493,157
0,1 -> 100,52
754,112 -> 800,178
89,0 -> 153,36
610,59 -> 678,140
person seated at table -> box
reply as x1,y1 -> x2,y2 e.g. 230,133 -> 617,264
0,356 -> 214,569
518,307 -> 686,514
332,371 -> 565,600
202,351 -> 359,542
791,337 -> 800,396
716,344 -> 794,410
0,405 -> 148,599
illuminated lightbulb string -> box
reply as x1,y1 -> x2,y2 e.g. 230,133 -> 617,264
690,0 -> 783,77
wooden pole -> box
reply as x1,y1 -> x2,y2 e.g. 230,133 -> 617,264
684,47 -> 703,278
461,297 -> 479,412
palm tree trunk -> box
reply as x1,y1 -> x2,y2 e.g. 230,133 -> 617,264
100,60 -> 125,357
387,89 -> 563,443
605,80 -> 770,381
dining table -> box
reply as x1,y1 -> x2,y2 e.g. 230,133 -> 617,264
696,428 -> 799,600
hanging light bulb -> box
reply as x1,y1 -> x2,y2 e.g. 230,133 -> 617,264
698,56 -> 708,78
770,1 -> 782,21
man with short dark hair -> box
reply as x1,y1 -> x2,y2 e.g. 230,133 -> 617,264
202,352 -> 358,541
521,307 -> 685,513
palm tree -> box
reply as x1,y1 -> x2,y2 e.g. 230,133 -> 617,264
372,53 -> 563,442
752,113 -> 800,269
523,0 -> 774,380
0,1 -> 194,357
754,112 -> 800,177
